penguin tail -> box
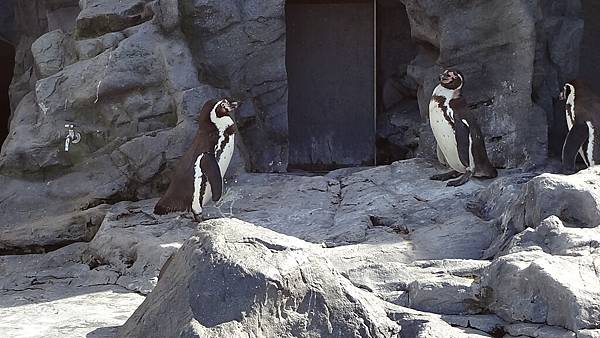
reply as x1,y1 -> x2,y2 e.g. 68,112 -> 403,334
153,197 -> 189,215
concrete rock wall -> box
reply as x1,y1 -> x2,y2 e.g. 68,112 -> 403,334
0,0 -> 589,252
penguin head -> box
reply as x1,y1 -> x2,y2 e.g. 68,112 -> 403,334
559,83 -> 575,101
214,98 -> 240,118
439,69 -> 464,90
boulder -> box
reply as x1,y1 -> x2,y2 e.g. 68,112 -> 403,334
117,218 -> 401,338
481,250 -> 600,331
476,167 -> 600,257
87,199 -> 197,294
76,0 -> 154,38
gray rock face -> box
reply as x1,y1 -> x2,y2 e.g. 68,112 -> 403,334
180,0 -> 288,172
76,0 -> 153,38
476,167 -> 600,257
117,218 -> 402,338
482,250 -> 600,331
480,213 -> 600,332
400,0 -> 582,168
87,199 -> 197,294
31,29 -> 76,78
0,243 -> 144,338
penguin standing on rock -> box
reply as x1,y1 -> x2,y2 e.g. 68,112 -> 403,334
428,69 -> 497,186
560,81 -> 600,172
154,98 -> 239,221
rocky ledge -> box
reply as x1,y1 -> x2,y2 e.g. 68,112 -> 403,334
2,159 -> 600,338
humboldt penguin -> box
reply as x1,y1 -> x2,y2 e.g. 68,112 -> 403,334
154,98 -> 239,221
428,69 -> 497,186
560,81 -> 600,172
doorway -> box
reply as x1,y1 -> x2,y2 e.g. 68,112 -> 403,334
0,39 -> 15,149
286,0 -> 375,171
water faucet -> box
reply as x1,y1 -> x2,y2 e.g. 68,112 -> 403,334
64,124 -> 81,152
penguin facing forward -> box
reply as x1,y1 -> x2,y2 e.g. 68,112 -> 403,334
154,98 -> 239,221
428,69 -> 497,186
560,81 -> 600,172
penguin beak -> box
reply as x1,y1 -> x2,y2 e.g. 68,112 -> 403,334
231,101 -> 240,109
559,91 -> 565,101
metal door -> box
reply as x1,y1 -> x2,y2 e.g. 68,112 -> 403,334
286,0 -> 375,171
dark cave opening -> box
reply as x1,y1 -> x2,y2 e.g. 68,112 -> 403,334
0,38 -> 15,150
285,0 -> 419,171
580,0 -> 600,93
375,1 -> 419,165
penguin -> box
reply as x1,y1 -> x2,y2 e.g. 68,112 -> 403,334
428,69 -> 497,186
154,98 -> 239,221
560,81 -> 600,172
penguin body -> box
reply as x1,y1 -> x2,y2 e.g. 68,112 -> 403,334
428,69 -> 497,186
154,98 -> 239,220
561,82 -> 600,172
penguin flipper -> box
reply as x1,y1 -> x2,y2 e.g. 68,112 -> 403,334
454,119 -> 472,168
562,123 -> 589,172
200,153 -> 223,202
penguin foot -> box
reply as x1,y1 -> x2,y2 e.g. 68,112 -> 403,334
430,170 -> 461,181
447,171 -> 473,187
192,213 -> 205,223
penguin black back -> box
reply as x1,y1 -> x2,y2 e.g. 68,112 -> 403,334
153,99 -> 222,215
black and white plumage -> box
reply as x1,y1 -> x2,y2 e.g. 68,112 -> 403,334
428,69 -> 497,186
560,81 -> 600,172
154,98 -> 239,221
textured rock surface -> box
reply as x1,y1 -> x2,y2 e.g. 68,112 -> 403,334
401,0 -> 582,167
0,1 -> 598,337
0,243 -> 144,338
476,166 -> 600,257
117,219 -> 402,338
0,0 -> 591,252
2,158 -> 600,337
118,218 -> 497,338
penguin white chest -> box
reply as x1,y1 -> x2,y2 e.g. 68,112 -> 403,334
217,134 -> 235,178
429,99 -> 466,173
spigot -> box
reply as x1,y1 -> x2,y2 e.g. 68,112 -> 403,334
64,124 -> 81,152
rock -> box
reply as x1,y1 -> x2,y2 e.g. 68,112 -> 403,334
504,323 -> 576,338
477,167 -> 600,257
481,250 -> 600,331
331,159 -> 499,257
180,0 -> 288,172
408,273 -> 481,315
336,259 -> 488,313
387,306 -> 493,337
75,32 -> 126,60
578,330 -> 600,338
87,199 -> 197,294
46,1 -> 80,33
502,216 -> 600,257
0,243 -> 144,337
0,22 -> 241,251
401,0 -> 548,168
441,314 -> 508,334
117,218 -> 401,338
207,159 -> 500,258
154,0 -> 180,32
76,0 -> 154,38
31,29 -> 76,78
0,285 -> 144,338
